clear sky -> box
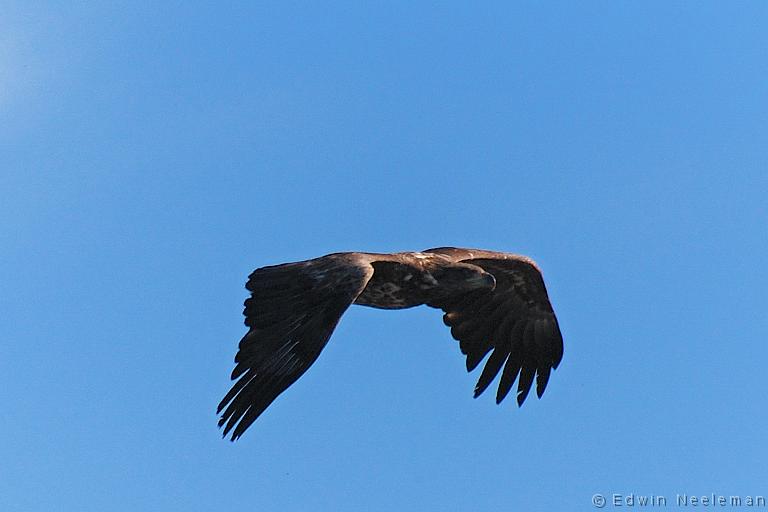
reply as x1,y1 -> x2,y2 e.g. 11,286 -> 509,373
2,2 -> 767,511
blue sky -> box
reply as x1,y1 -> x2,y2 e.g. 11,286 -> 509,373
2,2 -> 767,511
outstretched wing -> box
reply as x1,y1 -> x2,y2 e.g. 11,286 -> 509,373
218,254 -> 373,440
424,247 -> 563,406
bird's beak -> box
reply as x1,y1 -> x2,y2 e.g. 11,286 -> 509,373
473,273 -> 496,291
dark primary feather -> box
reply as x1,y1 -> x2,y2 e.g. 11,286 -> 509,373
424,248 -> 563,407
217,254 -> 373,440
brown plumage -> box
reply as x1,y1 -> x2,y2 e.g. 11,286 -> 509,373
218,247 -> 563,440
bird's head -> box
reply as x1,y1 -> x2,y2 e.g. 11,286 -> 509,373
426,262 -> 496,293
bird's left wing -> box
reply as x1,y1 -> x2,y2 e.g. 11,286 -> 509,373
218,253 -> 374,440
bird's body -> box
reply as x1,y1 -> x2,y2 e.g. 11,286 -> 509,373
353,251 -> 496,309
218,247 -> 563,440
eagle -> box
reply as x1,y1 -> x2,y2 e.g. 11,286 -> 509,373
218,247 -> 563,440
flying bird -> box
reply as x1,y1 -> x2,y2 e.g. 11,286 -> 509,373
218,247 -> 563,440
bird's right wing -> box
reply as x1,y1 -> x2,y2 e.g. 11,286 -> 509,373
218,254 -> 374,440
424,247 -> 563,406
